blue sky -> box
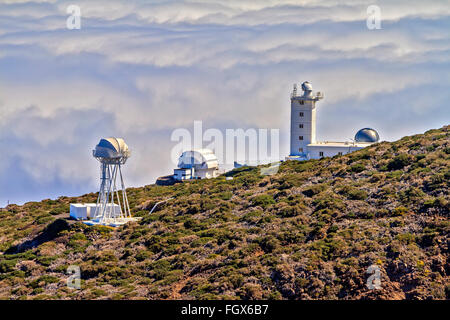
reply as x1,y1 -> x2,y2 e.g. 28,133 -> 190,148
0,0 -> 449,205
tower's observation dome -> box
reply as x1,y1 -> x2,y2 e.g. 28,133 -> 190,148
301,81 -> 313,92
355,128 -> 380,143
291,81 -> 322,100
93,138 -> 130,164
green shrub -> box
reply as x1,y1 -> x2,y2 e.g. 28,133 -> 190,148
392,206 -> 409,217
302,184 -> 327,197
310,238 -> 344,261
402,187 -> 426,200
275,174 -> 304,189
70,233 -> 87,241
396,233 -> 416,244
183,218 -> 208,231
349,163 -> 366,173
251,195 -> 275,209
339,186 -> 368,200
425,174 -> 446,191
229,273 -> 244,289
86,225 -> 113,237
35,214 -> 55,225
104,267 -> 131,280
0,259 -> 17,273
349,150 -> 373,161
97,250 -> 118,262
200,199 -> 216,211
420,230 -> 438,247
313,197 -> 345,212
218,191 -> 233,201
28,275 -> 59,288
91,288 -> 108,298
150,259 -> 172,280
258,236 -> 280,253
240,210 -> 263,223
327,225 -> 339,234
191,237 -> 215,248
386,170 -> 403,180
48,205 -> 68,216
36,256 -> 57,267
276,203 -> 306,218
387,154 -> 411,170
159,270 -> 183,286
144,235 -> 163,253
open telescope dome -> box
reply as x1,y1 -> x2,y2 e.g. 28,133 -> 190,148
354,128 -> 380,143
301,81 -> 313,92
93,137 -> 130,161
178,149 -> 218,170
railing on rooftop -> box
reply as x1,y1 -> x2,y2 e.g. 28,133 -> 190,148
291,91 -> 324,99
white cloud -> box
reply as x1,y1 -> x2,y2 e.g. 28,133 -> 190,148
0,0 -> 449,205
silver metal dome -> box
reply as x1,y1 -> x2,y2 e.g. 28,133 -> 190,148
355,128 -> 380,143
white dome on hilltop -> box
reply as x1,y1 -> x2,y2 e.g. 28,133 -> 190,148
178,149 -> 219,170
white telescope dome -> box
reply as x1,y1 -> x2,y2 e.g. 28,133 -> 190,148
178,149 -> 219,170
301,81 -> 313,92
93,137 -> 130,162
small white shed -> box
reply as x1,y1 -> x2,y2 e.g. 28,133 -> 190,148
70,203 -> 107,220
89,203 -> 122,219
85,203 -> 98,218
70,204 -> 88,220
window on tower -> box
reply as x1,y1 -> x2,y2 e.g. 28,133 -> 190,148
300,101 -> 304,105
319,151 -> 324,157
299,124 -> 303,128
338,152 -> 343,156
299,136 -> 303,140
299,112 -> 304,117
299,148 -> 303,153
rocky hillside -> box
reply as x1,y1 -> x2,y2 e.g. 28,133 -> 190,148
0,126 -> 448,300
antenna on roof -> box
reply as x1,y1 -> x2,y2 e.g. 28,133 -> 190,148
347,138 -> 356,153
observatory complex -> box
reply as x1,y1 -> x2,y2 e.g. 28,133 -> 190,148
71,81 -> 379,223
286,81 -> 380,161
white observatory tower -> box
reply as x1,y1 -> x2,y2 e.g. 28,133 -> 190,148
91,137 -> 135,226
289,81 -> 323,158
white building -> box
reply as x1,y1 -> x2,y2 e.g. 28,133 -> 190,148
174,149 -> 219,180
69,203 -> 121,220
287,81 -> 380,161
70,203 -> 98,220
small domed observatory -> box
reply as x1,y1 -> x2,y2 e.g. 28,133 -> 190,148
354,128 -> 380,143
174,149 -> 219,180
287,81 -> 380,160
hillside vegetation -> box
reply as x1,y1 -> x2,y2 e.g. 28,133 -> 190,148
0,126 -> 448,300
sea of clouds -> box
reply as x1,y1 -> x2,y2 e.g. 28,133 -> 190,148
0,0 -> 449,205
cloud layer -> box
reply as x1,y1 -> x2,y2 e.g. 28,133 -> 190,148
0,0 -> 449,205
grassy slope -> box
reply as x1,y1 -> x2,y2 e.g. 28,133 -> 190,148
0,125 -> 448,300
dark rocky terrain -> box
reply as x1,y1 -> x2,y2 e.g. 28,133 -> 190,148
0,125 -> 448,300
